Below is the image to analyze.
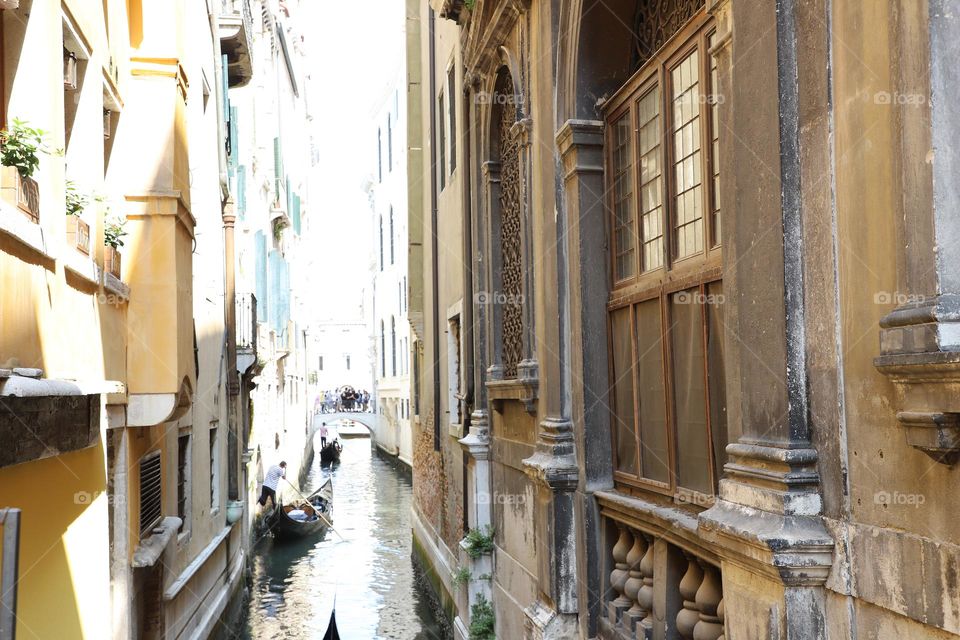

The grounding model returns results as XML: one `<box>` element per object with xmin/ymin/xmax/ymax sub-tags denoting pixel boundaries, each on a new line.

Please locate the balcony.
<box><xmin>237</xmin><ymin>292</ymin><xmax>258</xmax><ymax>374</ymax></box>
<box><xmin>598</xmin><ymin>508</ymin><xmax>726</xmax><ymax>640</ymax></box>
<box><xmin>219</xmin><ymin>0</ymin><xmax>254</xmax><ymax>88</ymax></box>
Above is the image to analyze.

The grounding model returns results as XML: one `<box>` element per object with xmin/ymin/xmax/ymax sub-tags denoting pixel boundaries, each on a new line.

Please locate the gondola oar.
<box><xmin>283</xmin><ymin>478</ymin><xmax>347</xmax><ymax>541</ymax></box>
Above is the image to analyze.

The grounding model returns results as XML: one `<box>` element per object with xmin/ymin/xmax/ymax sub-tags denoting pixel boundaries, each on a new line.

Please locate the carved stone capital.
<box><xmin>511</xmin><ymin>117</ymin><xmax>533</xmax><ymax>148</ymax></box>
<box><xmin>707</xmin><ymin>0</ymin><xmax>732</xmax><ymax>54</ymax></box>
<box><xmin>481</xmin><ymin>160</ymin><xmax>501</xmax><ymax>182</ymax></box>
<box><xmin>459</xmin><ymin>409</ymin><xmax>491</xmax><ymax>460</ymax></box>
<box><xmin>522</xmin><ymin>417</ymin><xmax>578</xmax><ymax>491</ymax></box>
<box><xmin>874</xmin><ymin>294</ymin><xmax>960</xmax><ymax>464</ymax></box>
<box><xmin>556</xmin><ymin>120</ymin><xmax>604</xmax><ymax>181</ymax></box>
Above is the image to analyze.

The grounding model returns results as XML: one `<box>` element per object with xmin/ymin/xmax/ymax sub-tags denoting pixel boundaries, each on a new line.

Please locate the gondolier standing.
<box><xmin>258</xmin><ymin>461</ymin><xmax>286</xmax><ymax>508</ymax></box>
<box><xmin>319</xmin><ymin>422</ymin><xmax>329</xmax><ymax>447</ymax></box>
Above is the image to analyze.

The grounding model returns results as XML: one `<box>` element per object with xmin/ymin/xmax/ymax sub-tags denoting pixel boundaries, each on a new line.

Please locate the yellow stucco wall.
<box><xmin>0</xmin><ymin>443</ymin><xmax>110</xmax><ymax>639</ymax></box>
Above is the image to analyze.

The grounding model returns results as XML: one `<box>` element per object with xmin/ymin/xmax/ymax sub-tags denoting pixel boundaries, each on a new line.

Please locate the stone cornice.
<box><xmin>460</xmin><ymin>0</ymin><xmax>528</xmax><ymax>79</ymax></box>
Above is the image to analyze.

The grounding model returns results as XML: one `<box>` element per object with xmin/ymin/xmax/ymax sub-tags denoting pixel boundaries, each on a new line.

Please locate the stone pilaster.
<box><xmin>698</xmin><ymin>0</ymin><xmax>833</xmax><ymax>637</ymax></box>
<box><xmin>481</xmin><ymin>160</ymin><xmax>504</xmax><ymax>383</ymax></box>
<box><xmin>511</xmin><ymin>117</ymin><xmax>538</xmax><ymax>386</ymax></box>
<box><xmin>874</xmin><ymin>0</ymin><xmax>960</xmax><ymax>465</ymax></box>
<box><xmin>556</xmin><ymin>119</ymin><xmax>610</xmax><ymax>638</ymax></box>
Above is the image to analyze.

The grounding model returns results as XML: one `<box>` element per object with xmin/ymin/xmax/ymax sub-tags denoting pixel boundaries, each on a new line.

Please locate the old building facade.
<box><xmin>0</xmin><ymin>0</ymin><xmax>262</xmax><ymax>637</ymax></box>
<box><xmin>411</xmin><ymin>0</ymin><xmax>960</xmax><ymax>638</ymax></box>
<box><xmin>229</xmin><ymin>0</ymin><xmax>316</xmax><ymax>521</ymax></box>
<box><xmin>371</xmin><ymin>65</ymin><xmax>414</xmax><ymax>466</ymax></box>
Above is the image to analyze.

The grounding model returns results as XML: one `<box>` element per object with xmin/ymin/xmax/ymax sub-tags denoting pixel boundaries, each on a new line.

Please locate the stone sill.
<box><xmin>0</xmin><ymin>201</ymin><xmax>53</xmax><ymax>262</ymax></box>
<box><xmin>595</xmin><ymin>489</ymin><xmax>720</xmax><ymax>563</ymax></box>
<box><xmin>487</xmin><ymin>375</ymin><xmax>538</xmax><ymax>413</ymax></box>
<box><xmin>63</xmin><ymin>251</ymin><xmax>98</xmax><ymax>288</ymax></box>
<box><xmin>104</xmin><ymin>270</ymin><xmax>131</xmax><ymax>302</ymax></box>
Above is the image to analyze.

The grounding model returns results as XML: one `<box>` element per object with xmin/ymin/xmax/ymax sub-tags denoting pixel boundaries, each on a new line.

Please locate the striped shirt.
<box><xmin>264</xmin><ymin>464</ymin><xmax>285</xmax><ymax>491</ymax></box>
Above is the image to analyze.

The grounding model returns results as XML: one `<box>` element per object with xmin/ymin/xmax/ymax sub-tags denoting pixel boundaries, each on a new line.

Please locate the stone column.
<box><xmin>466</xmin><ymin>72</ymin><xmax>491</xmax><ymax>455</ymax></box>
<box><xmin>874</xmin><ymin>0</ymin><xmax>960</xmax><ymax>464</ymax></box>
<box><xmin>698</xmin><ymin>0</ymin><xmax>833</xmax><ymax>636</ymax></box>
<box><xmin>555</xmin><ymin>119</ymin><xmax>611</xmax><ymax>638</ymax></box>
<box><xmin>481</xmin><ymin>161</ymin><xmax>504</xmax><ymax>382</ymax></box>
<box><xmin>512</xmin><ymin>117</ymin><xmax>538</xmax><ymax>384</ymax></box>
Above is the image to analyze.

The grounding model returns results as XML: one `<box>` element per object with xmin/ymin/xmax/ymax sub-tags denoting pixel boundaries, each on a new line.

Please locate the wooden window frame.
<box><xmin>603</xmin><ymin>11</ymin><xmax>724</xmax><ymax>499</ymax></box>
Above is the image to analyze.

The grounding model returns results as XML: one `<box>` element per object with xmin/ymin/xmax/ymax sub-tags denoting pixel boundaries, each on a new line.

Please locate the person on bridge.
<box><xmin>319</xmin><ymin>422</ymin><xmax>329</xmax><ymax>447</ymax></box>
<box><xmin>258</xmin><ymin>461</ymin><xmax>286</xmax><ymax>508</ymax></box>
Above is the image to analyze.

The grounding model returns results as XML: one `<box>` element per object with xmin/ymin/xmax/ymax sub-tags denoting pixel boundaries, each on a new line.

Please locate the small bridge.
<box><xmin>309</xmin><ymin>411</ymin><xmax>382</xmax><ymax>438</ymax></box>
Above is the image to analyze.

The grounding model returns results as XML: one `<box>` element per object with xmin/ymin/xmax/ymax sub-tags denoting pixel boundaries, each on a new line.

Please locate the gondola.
<box><xmin>322</xmin><ymin>609</ymin><xmax>340</xmax><ymax>640</ymax></box>
<box><xmin>269</xmin><ymin>479</ymin><xmax>333</xmax><ymax>539</ymax></box>
<box><xmin>320</xmin><ymin>439</ymin><xmax>343</xmax><ymax>466</ymax></box>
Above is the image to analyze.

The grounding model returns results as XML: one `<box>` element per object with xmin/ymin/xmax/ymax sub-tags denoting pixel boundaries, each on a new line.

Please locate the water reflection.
<box><xmin>235</xmin><ymin>438</ymin><xmax>446</xmax><ymax>639</ymax></box>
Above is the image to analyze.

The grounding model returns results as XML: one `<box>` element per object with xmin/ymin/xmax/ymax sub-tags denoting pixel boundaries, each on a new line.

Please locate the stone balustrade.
<box><xmin>602</xmin><ymin>523</ymin><xmax>724</xmax><ymax>640</ymax></box>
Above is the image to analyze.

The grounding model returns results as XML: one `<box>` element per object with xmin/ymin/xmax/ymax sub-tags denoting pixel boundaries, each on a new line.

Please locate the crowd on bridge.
<box><xmin>316</xmin><ymin>385</ymin><xmax>371</xmax><ymax>413</ymax></box>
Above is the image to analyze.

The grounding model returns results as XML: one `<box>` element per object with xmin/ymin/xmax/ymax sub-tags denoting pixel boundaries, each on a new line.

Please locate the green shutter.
<box><xmin>229</xmin><ymin>106</ymin><xmax>239</xmax><ymax>169</ymax></box>
<box><xmin>273</xmin><ymin>137</ymin><xmax>282</xmax><ymax>202</ymax></box>
<box><xmin>292</xmin><ymin>193</ymin><xmax>301</xmax><ymax>234</ymax></box>
<box><xmin>237</xmin><ymin>165</ymin><xmax>247</xmax><ymax>218</ymax></box>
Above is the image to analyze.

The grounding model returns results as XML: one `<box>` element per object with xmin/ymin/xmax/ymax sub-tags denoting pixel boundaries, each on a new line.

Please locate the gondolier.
<box><xmin>258</xmin><ymin>461</ymin><xmax>286</xmax><ymax>507</ymax></box>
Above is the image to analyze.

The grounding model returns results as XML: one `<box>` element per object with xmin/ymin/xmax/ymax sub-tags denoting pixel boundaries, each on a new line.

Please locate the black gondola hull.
<box><xmin>319</xmin><ymin>442</ymin><xmax>342</xmax><ymax>465</ymax></box>
<box><xmin>268</xmin><ymin>479</ymin><xmax>333</xmax><ymax>539</ymax></box>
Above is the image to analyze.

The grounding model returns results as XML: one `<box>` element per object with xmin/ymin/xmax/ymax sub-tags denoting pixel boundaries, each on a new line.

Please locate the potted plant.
<box><xmin>65</xmin><ymin>180</ymin><xmax>91</xmax><ymax>254</ymax></box>
<box><xmin>103</xmin><ymin>215</ymin><xmax>127</xmax><ymax>279</ymax></box>
<box><xmin>0</xmin><ymin>119</ymin><xmax>50</xmax><ymax>222</ymax></box>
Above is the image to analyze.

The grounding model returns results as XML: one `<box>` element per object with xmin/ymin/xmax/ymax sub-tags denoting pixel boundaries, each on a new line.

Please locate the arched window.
<box><xmin>604</xmin><ymin>9</ymin><xmax>726</xmax><ymax>498</ymax></box>
<box><xmin>494</xmin><ymin>68</ymin><xmax>524</xmax><ymax>379</ymax></box>
<box><xmin>391</xmin><ymin>316</ymin><xmax>397</xmax><ymax>377</ymax></box>
<box><xmin>379</xmin><ymin>215</ymin><xmax>384</xmax><ymax>271</ymax></box>
<box><xmin>380</xmin><ymin>320</ymin><xmax>386</xmax><ymax>377</ymax></box>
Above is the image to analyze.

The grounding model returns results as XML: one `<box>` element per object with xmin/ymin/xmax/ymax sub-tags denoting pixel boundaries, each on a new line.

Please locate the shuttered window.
<box><xmin>139</xmin><ymin>452</ymin><xmax>162</xmax><ymax>537</ymax></box>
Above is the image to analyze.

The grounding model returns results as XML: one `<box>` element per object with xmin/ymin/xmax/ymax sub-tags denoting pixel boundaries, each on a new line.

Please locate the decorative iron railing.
<box><xmin>237</xmin><ymin>292</ymin><xmax>258</xmax><ymax>352</ymax></box>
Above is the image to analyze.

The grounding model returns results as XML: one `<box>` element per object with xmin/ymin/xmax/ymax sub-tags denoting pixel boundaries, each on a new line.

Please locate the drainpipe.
<box><xmin>224</xmin><ymin>200</ymin><xmax>240</xmax><ymax>500</ymax></box>
<box><xmin>429</xmin><ymin>8</ymin><xmax>441</xmax><ymax>451</ymax></box>
<box><xmin>209</xmin><ymin>5</ymin><xmax>240</xmax><ymax>500</ymax></box>
<box><xmin>460</xmin><ymin>60</ymin><xmax>474</xmax><ymax>427</ymax></box>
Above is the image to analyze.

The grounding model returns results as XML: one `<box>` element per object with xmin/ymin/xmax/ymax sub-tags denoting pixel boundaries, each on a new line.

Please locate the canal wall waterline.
<box><xmin>411</xmin><ymin>507</ymin><xmax>459</xmax><ymax>633</ymax></box>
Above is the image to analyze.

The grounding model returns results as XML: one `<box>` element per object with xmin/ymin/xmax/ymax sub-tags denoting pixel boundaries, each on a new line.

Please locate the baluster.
<box><xmin>676</xmin><ymin>553</ymin><xmax>703</xmax><ymax>639</ymax></box>
<box><xmin>637</xmin><ymin>534</ymin><xmax>655</xmax><ymax>638</ymax></box>
<box><xmin>693</xmin><ymin>562</ymin><xmax>724</xmax><ymax>640</ymax></box>
<box><xmin>623</xmin><ymin>531</ymin><xmax>647</xmax><ymax>633</ymax></box>
<box><xmin>716</xmin><ymin>598</ymin><xmax>725</xmax><ymax>640</ymax></box>
<box><xmin>608</xmin><ymin>526</ymin><xmax>633</xmax><ymax>623</ymax></box>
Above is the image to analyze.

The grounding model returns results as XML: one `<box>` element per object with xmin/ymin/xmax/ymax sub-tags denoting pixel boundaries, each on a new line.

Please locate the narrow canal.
<box><xmin>230</xmin><ymin>437</ymin><xmax>448</xmax><ymax>639</ymax></box>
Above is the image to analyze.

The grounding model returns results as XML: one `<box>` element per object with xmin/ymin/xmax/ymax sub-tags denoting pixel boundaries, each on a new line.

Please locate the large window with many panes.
<box><xmin>605</xmin><ymin>13</ymin><xmax>726</xmax><ymax>500</ymax></box>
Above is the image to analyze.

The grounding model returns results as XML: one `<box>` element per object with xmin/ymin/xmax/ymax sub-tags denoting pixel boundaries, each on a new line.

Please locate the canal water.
<box><xmin>230</xmin><ymin>437</ymin><xmax>448</xmax><ymax>639</ymax></box>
